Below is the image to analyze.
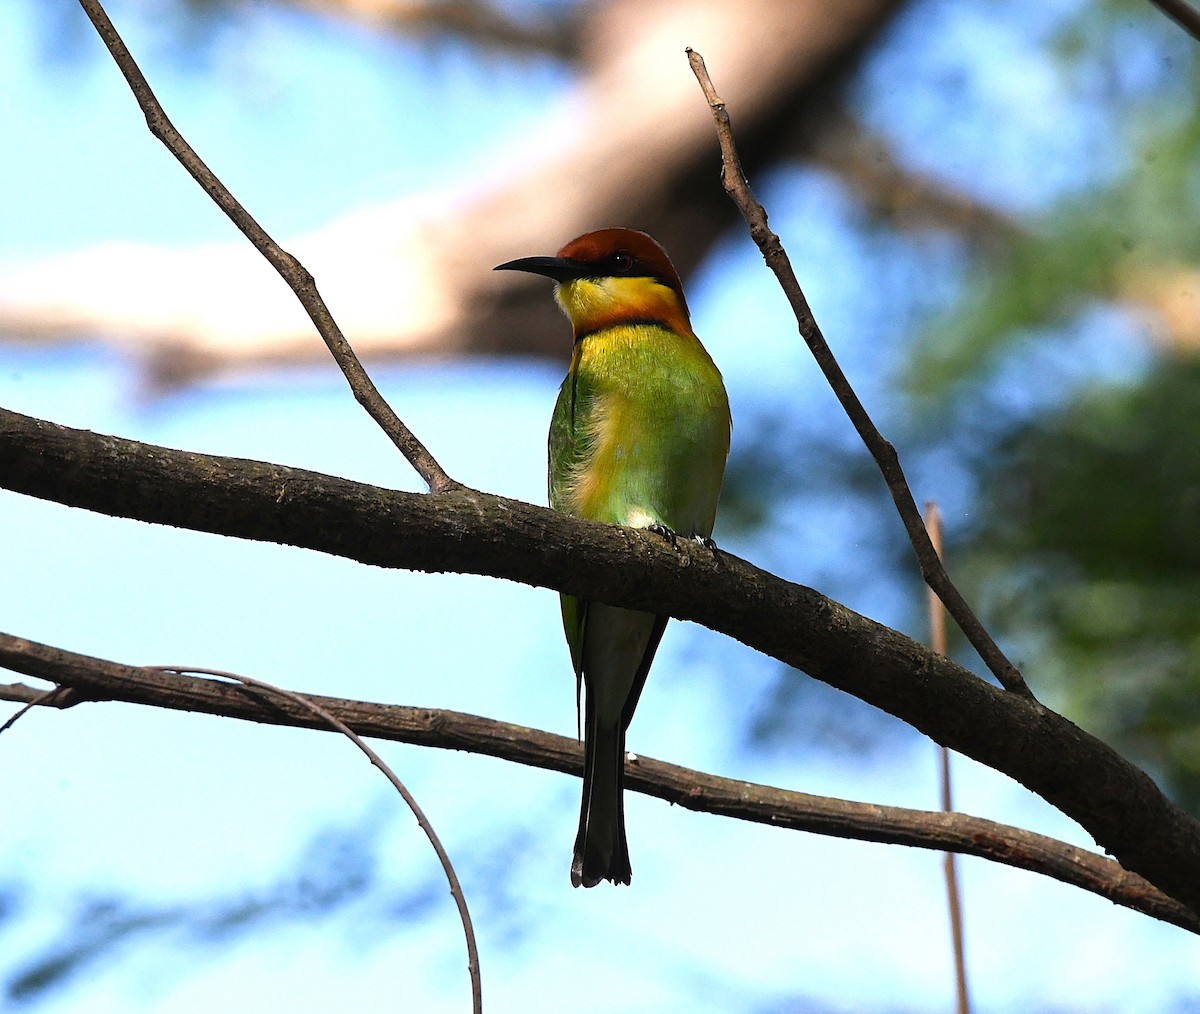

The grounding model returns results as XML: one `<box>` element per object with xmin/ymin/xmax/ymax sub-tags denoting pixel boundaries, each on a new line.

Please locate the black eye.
<box><xmin>611</xmin><ymin>251</ymin><xmax>634</xmax><ymax>274</ymax></box>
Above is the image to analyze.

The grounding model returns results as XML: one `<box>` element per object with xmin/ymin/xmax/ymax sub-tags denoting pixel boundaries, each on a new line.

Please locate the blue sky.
<box><xmin>2</xmin><ymin>1</ymin><xmax>1197</xmax><ymax>1011</ymax></box>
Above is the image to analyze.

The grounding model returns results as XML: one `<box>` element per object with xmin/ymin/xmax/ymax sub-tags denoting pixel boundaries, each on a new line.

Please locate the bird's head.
<box><xmin>494</xmin><ymin>228</ymin><xmax>691</xmax><ymax>340</ymax></box>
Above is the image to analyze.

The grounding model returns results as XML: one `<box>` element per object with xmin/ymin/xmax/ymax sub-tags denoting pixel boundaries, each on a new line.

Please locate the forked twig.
<box><xmin>0</xmin><ymin>685</ymin><xmax>86</xmax><ymax>737</ymax></box>
<box><xmin>76</xmin><ymin>0</ymin><xmax>455</xmax><ymax>493</ymax></box>
<box><xmin>149</xmin><ymin>666</ymin><xmax>482</xmax><ymax>1014</ymax></box>
<box><xmin>685</xmin><ymin>47</ymin><xmax>1034</xmax><ymax>701</ymax></box>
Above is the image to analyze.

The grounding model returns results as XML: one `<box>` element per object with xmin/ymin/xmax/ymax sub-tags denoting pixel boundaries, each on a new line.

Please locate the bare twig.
<box><xmin>1</xmin><ymin>686</ymin><xmax>70</xmax><ymax>736</ymax></box>
<box><xmin>926</xmin><ymin>503</ymin><xmax>971</xmax><ymax>1014</ymax></box>
<box><xmin>75</xmin><ymin>0</ymin><xmax>455</xmax><ymax>493</ymax></box>
<box><xmin>0</xmin><ymin>684</ymin><xmax>89</xmax><ymax>737</ymax></box>
<box><xmin>2</xmin><ymin>633</ymin><xmax>1196</xmax><ymax>934</ymax></box>
<box><xmin>685</xmin><ymin>47</ymin><xmax>1033</xmax><ymax>701</ymax></box>
<box><xmin>149</xmin><ymin>666</ymin><xmax>481</xmax><ymax>1013</ymax></box>
<box><xmin>1147</xmin><ymin>0</ymin><xmax>1200</xmax><ymax>41</ymax></box>
<box><xmin>1</xmin><ymin>682</ymin><xmax>58</xmax><ymax>706</ymax></box>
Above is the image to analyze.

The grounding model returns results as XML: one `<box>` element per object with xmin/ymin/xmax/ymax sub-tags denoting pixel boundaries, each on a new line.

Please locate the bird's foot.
<box><xmin>646</xmin><ymin>523</ymin><xmax>678</xmax><ymax>548</ymax></box>
<box><xmin>692</xmin><ymin>534</ymin><xmax>718</xmax><ymax>554</ymax></box>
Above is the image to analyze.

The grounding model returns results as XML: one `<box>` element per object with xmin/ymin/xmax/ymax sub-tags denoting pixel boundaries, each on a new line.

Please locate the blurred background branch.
<box><xmin>0</xmin><ymin>0</ymin><xmax>901</xmax><ymax>388</ymax></box>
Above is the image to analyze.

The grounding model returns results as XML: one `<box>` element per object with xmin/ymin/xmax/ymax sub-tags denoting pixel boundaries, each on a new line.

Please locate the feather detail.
<box><xmin>555</xmin><ymin>275</ymin><xmax>692</xmax><ymax>341</ymax></box>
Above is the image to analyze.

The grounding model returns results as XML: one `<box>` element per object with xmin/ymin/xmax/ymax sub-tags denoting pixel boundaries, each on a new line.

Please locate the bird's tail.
<box><xmin>571</xmin><ymin>693</ymin><xmax>630</xmax><ymax>888</ymax></box>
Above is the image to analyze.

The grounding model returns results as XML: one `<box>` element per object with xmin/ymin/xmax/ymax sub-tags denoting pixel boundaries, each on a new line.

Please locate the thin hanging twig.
<box><xmin>926</xmin><ymin>503</ymin><xmax>971</xmax><ymax>1014</ymax></box>
<box><xmin>685</xmin><ymin>47</ymin><xmax>1034</xmax><ymax>701</ymax></box>
<box><xmin>75</xmin><ymin>0</ymin><xmax>456</xmax><ymax>493</ymax></box>
<box><xmin>149</xmin><ymin>666</ymin><xmax>482</xmax><ymax>1014</ymax></box>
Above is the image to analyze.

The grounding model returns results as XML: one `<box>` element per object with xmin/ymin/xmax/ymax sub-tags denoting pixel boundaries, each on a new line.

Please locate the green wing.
<box><xmin>547</xmin><ymin>365</ymin><xmax>581</xmax><ymax>516</ymax></box>
<box><xmin>548</xmin><ymin>365</ymin><xmax>587</xmax><ymax>720</ymax></box>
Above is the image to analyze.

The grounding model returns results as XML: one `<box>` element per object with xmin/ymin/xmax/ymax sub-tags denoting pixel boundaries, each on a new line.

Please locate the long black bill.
<box><xmin>493</xmin><ymin>255</ymin><xmax>592</xmax><ymax>283</ymax></box>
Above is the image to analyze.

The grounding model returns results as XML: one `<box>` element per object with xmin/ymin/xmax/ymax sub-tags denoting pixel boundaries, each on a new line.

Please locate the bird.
<box><xmin>494</xmin><ymin>228</ymin><xmax>731</xmax><ymax>887</ymax></box>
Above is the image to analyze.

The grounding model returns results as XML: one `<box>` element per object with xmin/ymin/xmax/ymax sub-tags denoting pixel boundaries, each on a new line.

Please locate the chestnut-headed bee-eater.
<box><xmin>495</xmin><ymin>228</ymin><xmax>731</xmax><ymax>887</ymax></box>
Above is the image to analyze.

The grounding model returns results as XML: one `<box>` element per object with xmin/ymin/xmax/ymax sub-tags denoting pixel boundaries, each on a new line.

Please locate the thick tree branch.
<box><xmin>2</xmin><ymin>405</ymin><xmax>1200</xmax><ymax>916</ymax></box>
<box><xmin>686</xmin><ymin>47</ymin><xmax>1032</xmax><ymax>702</ymax></box>
<box><xmin>76</xmin><ymin>0</ymin><xmax>454</xmax><ymax>492</ymax></box>
<box><xmin>1</xmin><ymin>636</ymin><xmax>1195</xmax><ymax>934</ymax></box>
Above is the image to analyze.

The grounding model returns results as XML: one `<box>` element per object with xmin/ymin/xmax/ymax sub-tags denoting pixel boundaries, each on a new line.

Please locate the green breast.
<box><xmin>548</xmin><ymin>322</ymin><xmax>730</xmax><ymax>537</ymax></box>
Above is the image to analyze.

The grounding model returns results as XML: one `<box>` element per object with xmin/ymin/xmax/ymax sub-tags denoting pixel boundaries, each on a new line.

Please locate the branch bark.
<box><xmin>1</xmin><ymin>635</ymin><xmax>1195</xmax><ymax>934</ymax></box>
<box><xmin>2</xmin><ymin>404</ymin><xmax>1200</xmax><ymax>918</ymax></box>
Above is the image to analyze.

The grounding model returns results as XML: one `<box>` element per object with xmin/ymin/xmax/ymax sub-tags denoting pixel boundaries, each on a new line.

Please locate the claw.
<box><xmin>646</xmin><ymin>523</ymin><xmax>678</xmax><ymax>548</ymax></box>
<box><xmin>693</xmin><ymin>534</ymin><xmax>718</xmax><ymax>554</ymax></box>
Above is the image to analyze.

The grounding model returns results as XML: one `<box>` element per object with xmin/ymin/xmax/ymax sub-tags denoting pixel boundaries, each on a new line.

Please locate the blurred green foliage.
<box><xmin>901</xmin><ymin>2</ymin><xmax>1200</xmax><ymax>808</ymax></box>
<box><xmin>905</xmin><ymin>0</ymin><xmax>1200</xmax><ymax>394</ymax></box>
<box><xmin>966</xmin><ymin>358</ymin><xmax>1200</xmax><ymax>809</ymax></box>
